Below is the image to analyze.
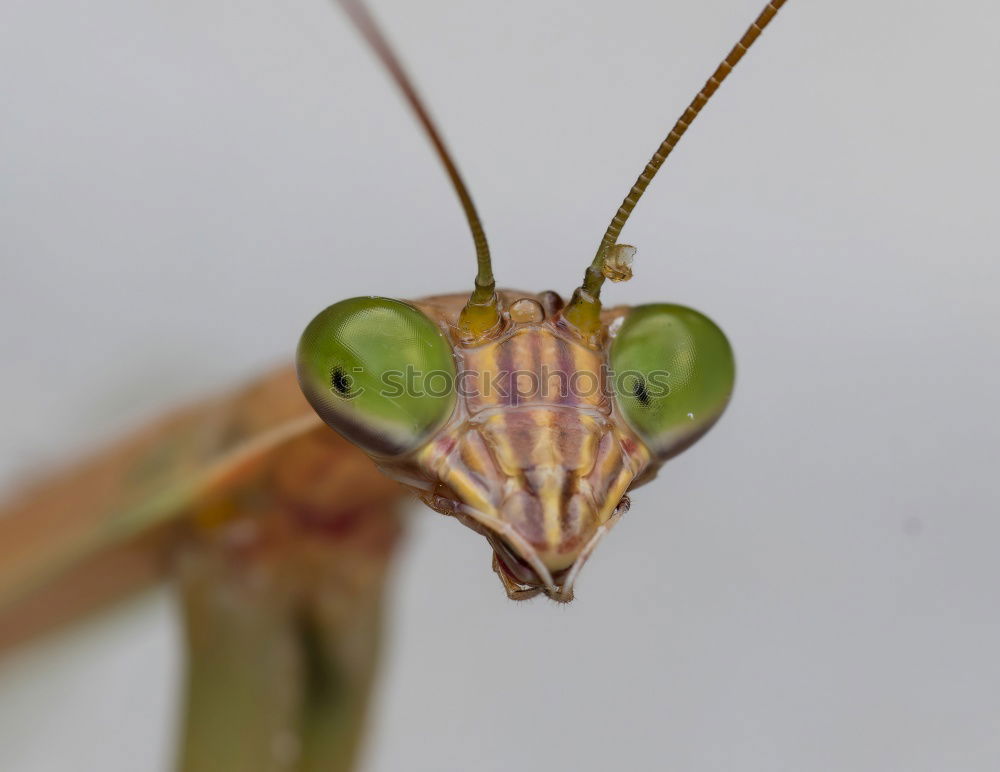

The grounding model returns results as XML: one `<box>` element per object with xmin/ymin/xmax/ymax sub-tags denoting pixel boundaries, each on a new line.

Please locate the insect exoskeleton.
<box><xmin>297</xmin><ymin>289</ymin><xmax>735</xmax><ymax>601</ymax></box>
<box><xmin>296</xmin><ymin>0</ymin><xmax>784</xmax><ymax>599</ymax></box>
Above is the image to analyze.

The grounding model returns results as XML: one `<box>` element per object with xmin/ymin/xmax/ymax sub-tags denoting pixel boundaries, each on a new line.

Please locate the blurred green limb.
<box><xmin>177</xmin><ymin>539</ymin><xmax>389</xmax><ymax>772</ymax></box>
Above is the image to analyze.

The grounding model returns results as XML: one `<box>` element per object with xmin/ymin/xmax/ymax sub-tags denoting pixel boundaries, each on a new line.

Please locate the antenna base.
<box><xmin>560</xmin><ymin>286</ymin><xmax>603</xmax><ymax>342</ymax></box>
<box><xmin>458</xmin><ymin>281</ymin><xmax>502</xmax><ymax>343</ymax></box>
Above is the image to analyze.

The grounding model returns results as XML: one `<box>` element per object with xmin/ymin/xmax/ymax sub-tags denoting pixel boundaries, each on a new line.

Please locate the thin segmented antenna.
<box><xmin>565</xmin><ymin>0</ymin><xmax>788</xmax><ymax>333</ymax></box>
<box><xmin>334</xmin><ymin>0</ymin><xmax>496</xmax><ymax>305</ymax></box>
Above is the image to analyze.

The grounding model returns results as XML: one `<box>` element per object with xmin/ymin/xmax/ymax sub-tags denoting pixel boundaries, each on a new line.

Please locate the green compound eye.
<box><xmin>610</xmin><ymin>304</ymin><xmax>735</xmax><ymax>459</ymax></box>
<box><xmin>297</xmin><ymin>297</ymin><xmax>457</xmax><ymax>456</ymax></box>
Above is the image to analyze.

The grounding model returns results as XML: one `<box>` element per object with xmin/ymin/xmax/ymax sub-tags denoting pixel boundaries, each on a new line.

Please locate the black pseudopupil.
<box><xmin>632</xmin><ymin>376</ymin><xmax>652</xmax><ymax>407</ymax></box>
<box><xmin>331</xmin><ymin>366</ymin><xmax>352</xmax><ymax>395</ymax></box>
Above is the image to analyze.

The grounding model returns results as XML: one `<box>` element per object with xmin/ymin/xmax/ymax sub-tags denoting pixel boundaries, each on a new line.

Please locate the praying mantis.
<box><xmin>0</xmin><ymin>0</ymin><xmax>826</xmax><ymax>768</ymax></box>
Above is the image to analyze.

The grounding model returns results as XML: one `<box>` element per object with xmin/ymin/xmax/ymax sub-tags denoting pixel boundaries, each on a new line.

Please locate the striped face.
<box><xmin>407</xmin><ymin>293</ymin><xmax>650</xmax><ymax>601</ymax></box>
<box><xmin>299</xmin><ymin>290</ymin><xmax>732</xmax><ymax>601</ymax></box>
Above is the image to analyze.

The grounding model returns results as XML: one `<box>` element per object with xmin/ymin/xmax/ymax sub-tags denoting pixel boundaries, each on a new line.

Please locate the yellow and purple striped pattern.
<box><xmin>387</xmin><ymin>291</ymin><xmax>652</xmax><ymax>601</ymax></box>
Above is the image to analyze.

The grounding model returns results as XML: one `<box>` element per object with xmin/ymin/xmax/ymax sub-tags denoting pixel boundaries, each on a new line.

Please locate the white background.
<box><xmin>1</xmin><ymin>0</ymin><xmax>999</xmax><ymax>770</ymax></box>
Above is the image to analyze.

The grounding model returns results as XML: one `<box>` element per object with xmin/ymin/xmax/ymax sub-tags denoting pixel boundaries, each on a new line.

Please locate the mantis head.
<box><xmin>296</xmin><ymin>0</ymin><xmax>786</xmax><ymax>600</ymax></box>
<box><xmin>297</xmin><ymin>290</ymin><xmax>734</xmax><ymax>600</ymax></box>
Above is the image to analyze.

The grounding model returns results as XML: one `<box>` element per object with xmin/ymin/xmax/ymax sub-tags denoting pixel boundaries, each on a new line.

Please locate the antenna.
<box><xmin>334</xmin><ymin>0</ymin><xmax>500</xmax><ymax>336</ymax></box>
<box><xmin>564</xmin><ymin>0</ymin><xmax>789</xmax><ymax>337</ymax></box>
